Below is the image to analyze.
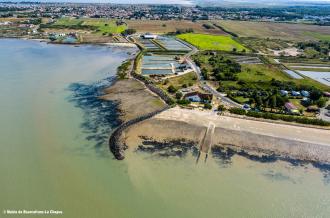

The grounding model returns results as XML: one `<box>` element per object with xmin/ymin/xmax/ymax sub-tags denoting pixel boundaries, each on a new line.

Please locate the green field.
<box><xmin>235</xmin><ymin>64</ymin><xmax>330</xmax><ymax>91</ymax></box>
<box><xmin>304</xmin><ymin>32</ymin><xmax>330</xmax><ymax>41</ymax></box>
<box><xmin>158</xmin><ymin>72</ymin><xmax>198</xmax><ymax>90</ymax></box>
<box><xmin>52</xmin><ymin>18</ymin><xmax>127</xmax><ymax>34</ymax></box>
<box><xmin>177</xmin><ymin>33</ymin><xmax>247</xmax><ymax>51</ymax></box>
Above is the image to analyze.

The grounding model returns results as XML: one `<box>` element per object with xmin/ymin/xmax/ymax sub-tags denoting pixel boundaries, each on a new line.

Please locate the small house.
<box><xmin>301</xmin><ymin>90</ymin><xmax>310</xmax><ymax>97</ymax></box>
<box><xmin>324</xmin><ymin>92</ymin><xmax>330</xmax><ymax>97</ymax></box>
<box><xmin>307</xmin><ymin>106</ymin><xmax>320</xmax><ymax>113</ymax></box>
<box><xmin>280</xmin><ymin>90</ymin><xmax>288</xmax><ymax>96</ymax></box>
<box><xmin>184</xmin><ymin>91</ymin><xmax>213</xmax><ymax>103</ymax></box>
<box><xmin>285</xmin><ymin>102</ymin><xmax>300</xmax><ymax>114</ymax></box>
<box><xmin>301</xmin><ymin>97</ymin><xmax>310</xmax><ymax>104</ymax></box>
<box><xmin>291</xmin><ymin>91</ymin><xmax>301</xmax><ymax>96</ymax></box>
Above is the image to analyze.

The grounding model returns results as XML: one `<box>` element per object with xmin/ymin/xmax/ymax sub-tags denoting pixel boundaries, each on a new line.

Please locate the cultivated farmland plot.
<box><xmin>177</xmin><ymin>33</ymin><xmax>248</xmax><ymax>51</ymax></box>
<box><xmin>216</xmin><ymin>20</ymin><xmax>330</xmax><ymax>41</ymax></box>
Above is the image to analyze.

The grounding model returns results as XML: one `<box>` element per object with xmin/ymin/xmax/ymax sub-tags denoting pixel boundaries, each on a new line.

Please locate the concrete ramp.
<box><xmin>196</xmin><ymin>122</ymin><xmax>215</xmax><ymax>163</ymax></box>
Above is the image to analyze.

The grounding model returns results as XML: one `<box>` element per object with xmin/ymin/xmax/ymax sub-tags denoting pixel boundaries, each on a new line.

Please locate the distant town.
<box><xmin>1</xmin><ymin>1</ymin><xmax>330</xmax><ymax>24</ymax></box>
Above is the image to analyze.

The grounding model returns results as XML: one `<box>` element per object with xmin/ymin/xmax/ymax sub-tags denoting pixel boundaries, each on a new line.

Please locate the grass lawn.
<box><xmin>239</xmin><ymin>64</ymin><xmax>330</xmax><ymax>91</ymax></box>
<box><xmin>83</xmin><ymin>19</ymin><xmax>126</xmax><ymax>34</ymax></box>
<box><xmin>158</xmin><ymin>72</ymin><xmax>198</xmax><ymax>90</ymax></box>
<box><xmin>304</xmin><ymin>32</ymin><xmax>330</xmax><ymax>41</ymax></box>
<box><xmin>234</xmin><ymin>96</ymin><xmax>249</xmax><ymax>104</ymax></box>
<box><xmin>217</xmin><ymin>64</ymin><xmax>330</xmax><ymax>91</ymax></box>
<box><xmin>177</xmin><ymin>33</ymin><xmax>248</xmax><ymax>51</ymax></box>
<box><xmin>289</xmin><ymin>99</ymin><xmax>305</xmax><ymax>110</ymax></box>
<box><xmin>53</xmin><ymin>18</ymin><xmax>83</xmax><ymax>26</ymax></box>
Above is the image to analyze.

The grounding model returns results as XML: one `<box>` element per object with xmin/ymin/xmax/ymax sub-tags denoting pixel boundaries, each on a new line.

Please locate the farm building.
<box><xmin>184</xmin><ymin>91</ymin><xmax>213</xmax><ymax>103</ymax></box>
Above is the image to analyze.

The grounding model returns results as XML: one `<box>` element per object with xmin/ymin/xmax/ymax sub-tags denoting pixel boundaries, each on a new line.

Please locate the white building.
<box><xmin>142</xmin><ymin>33</ymin><xmax>158</xmax><ymax>39</ymax></box>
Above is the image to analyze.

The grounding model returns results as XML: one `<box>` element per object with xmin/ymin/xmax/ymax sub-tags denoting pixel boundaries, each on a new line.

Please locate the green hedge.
<box><xmin>229</xmin><ymin>108</ymin><xmax>330</xmax><ymax>126</ymax></box>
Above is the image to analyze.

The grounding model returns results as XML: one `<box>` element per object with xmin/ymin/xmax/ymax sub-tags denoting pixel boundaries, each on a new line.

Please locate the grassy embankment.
<box><xmin>177</xmin><ymin>33</ymin><xmax>248</xmax><ymax>52</ymax></box>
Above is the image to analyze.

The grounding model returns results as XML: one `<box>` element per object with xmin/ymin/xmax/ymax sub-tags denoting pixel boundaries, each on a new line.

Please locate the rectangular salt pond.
<box><xmin>297</xmin><ymin>70</ymin><xmax>330</xmax><ymax>86</ymax></box>
<box><xmin>142</xmin><ymin>69</ymin><xmax>174</xmax><ymax>75</ymax></box>
<box><xmin>139</xmin><ymin>39</ymin><xmax>161</xmax><ymax>50</ymax></box>
<box><xmin>156</xmin><ymin>37</ymin><xmax>191</xmax><ymax>51</ymax></box>
<box><xmin>290</xmin><ymin>66</ymin><xmax>330</xmax><ymax>69</ymax></box>
<box><xmin>283</xmin><ymin>70</ymin><xmax>303</xmax><ymax>79</ymax></box>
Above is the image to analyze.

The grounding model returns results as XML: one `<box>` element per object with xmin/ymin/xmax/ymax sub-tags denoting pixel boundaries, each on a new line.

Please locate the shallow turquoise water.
<box><xmin>1</xmin><ymin>39</ymin><xmax>330</xmax><ymax>218</ymax></box>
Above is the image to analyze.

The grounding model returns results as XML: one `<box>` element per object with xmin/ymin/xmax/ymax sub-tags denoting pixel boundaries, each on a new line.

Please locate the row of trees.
<box><xmin>229</xmin><ymin>108</ymin><xmax>330</xmax><ymax>126</ymax></box>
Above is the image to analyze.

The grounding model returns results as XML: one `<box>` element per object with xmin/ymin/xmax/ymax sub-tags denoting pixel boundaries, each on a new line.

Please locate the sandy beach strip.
<box><xmin>155</xmin><ymin>107</ymin><xmax>330</xmax><ymax>146</ymax></box>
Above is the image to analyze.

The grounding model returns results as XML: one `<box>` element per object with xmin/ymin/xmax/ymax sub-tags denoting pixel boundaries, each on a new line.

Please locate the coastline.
<box><xmin>5</xmin><ymin>37</ymin><xmax>329</xmax><ymax>164</ymax></box>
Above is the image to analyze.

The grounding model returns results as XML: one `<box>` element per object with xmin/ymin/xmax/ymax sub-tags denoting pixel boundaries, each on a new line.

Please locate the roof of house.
<box><xmin>184</xmin><ymin>91</ymin><xmax>213</xmax><ymax>100</ymax></box>
<box><xmin>285</xmin><ymin>102</ymin><xmax>298</xmax><ymax>110</ymax></box>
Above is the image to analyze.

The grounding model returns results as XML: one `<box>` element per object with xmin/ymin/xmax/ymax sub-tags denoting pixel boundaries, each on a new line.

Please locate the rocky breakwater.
<box><xmin>109</xmin><ymin>106</ymin><xmax>170</xmax><ymax>160</ymax></box>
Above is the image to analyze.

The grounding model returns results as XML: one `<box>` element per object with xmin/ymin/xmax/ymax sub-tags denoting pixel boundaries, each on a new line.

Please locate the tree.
<box><xmin>175</xmin><ymin>92</ymin><xmax>183</xmax><ymax>99</ymax></box>
<box><xmin>310</xmin><ymin>89</ymin><xmax>322</xmax><ymax>101</ymax></box>
<box><xmin>167</xmin><ymin>85</ymin><xmax>177</xmax><ymax>93</ymax></box>
<box><xmin>122</xmin><ymin>28</ymin><xmax>136</xmax><ymax>35</ymax></box>
<box><xmin>255</xmin><ymin>96</ymin><xmax>263</xmax><ymax>109</ymax></box>
<box><xmin>316</xmin><ymin>97</ymin><xmax>327</xmax><ymax>108</ymax></box>
<box><xmin>204</xmin><ymin>103</ymin><xmax>212</xmax><ymax>109</ymax></box>
<box><xmin>218</xmin><ymin>105</ymin><xmax>226</xmax><ymax>111</ymax></box>
<box><xmin>269</xmin><ymin>95</ymin><xmax>277</xmax><ymax>111</ymax></box>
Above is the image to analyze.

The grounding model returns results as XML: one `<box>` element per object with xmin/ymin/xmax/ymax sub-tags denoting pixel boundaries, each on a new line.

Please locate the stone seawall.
<box><xmin>109</xmin><ymin>106</ymin><xmax>170</xmax><ymax>160</ymax></box>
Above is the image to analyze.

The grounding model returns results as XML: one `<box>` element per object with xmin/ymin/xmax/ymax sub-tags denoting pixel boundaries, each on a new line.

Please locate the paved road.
<box><xmin>178</xmin><ymin>38</ymin><xmax>242</xmax><ymax>108</ymax></box>
<box><xmin>202</xmin><ymin>82</ymin><xmax>242</xmax><ymax>108</ymax></box>
<box><xmin>319</xmin><ymin>101</ymin><xmax>330</xmax><ymax>122</ymax></box>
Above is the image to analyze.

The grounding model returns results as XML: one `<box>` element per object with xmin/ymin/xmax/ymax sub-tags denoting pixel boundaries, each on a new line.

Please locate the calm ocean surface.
<box><xmin>1</xmin><ymin>39</ymin><xmax>330</xmax><ymax>218</ymax></box>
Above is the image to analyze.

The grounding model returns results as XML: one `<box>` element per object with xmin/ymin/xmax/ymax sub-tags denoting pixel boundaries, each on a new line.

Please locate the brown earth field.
<box><xmin>126</xmin><ymin>20</ymin><xmax>228</xmax><ymax>35</ymax></box>
<box><xmin>216</xmin><ymin>20</ymin><xmax>330</xmax><ymax>41</ymax></box>
<box><xmin>101</xmin><ymin>78</ymin><xmax>166</xmax><ymax>122</ymax></box>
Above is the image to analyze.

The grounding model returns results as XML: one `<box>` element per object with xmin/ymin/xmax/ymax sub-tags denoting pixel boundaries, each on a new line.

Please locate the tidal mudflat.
<box><xmin>1</xmin><ymin>39</ymin><xmax>330</xmax><ymax>218</ymax></box>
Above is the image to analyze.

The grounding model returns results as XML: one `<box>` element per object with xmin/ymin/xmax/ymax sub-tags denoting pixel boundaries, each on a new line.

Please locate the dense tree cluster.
<box><xmin>197</xmin><ymin>54</ymin><xmax>241</xmax><ymax>81</ymax></box>
<box><xmin>297</xmin><ymin>41</ymin><xmax>330</xmax><ymax>58</ymax></box>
